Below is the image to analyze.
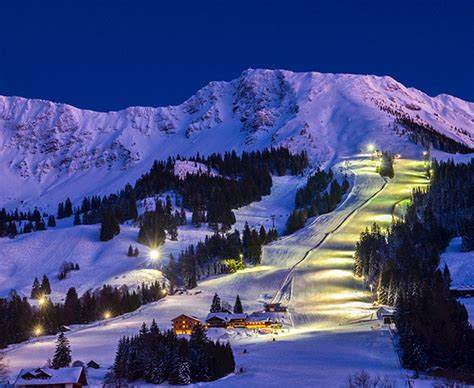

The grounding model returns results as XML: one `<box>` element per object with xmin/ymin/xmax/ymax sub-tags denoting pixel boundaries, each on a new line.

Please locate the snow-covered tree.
<box><xmin>210</xmin><ymin>293</ymin><xmax>221</xmax><ymax>313</ymax></box>
<box><xmin>233</xmin><ymin>295</ymin><xmax>243</xmax><ymax>314</ymax></box>
<box><xmin>51</xmin><ymin>332</ymin><xmax>72</xmax><ymax>369</ymax></box>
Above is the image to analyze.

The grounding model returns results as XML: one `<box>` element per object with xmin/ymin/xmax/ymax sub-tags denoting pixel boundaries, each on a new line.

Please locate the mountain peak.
<box><xmin>0</xmin><ymin>69</ymin><xmax>472</xmax><ymax>210</ymax></box>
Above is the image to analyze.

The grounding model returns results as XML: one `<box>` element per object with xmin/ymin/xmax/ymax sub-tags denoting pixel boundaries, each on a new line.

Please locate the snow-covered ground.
<box><xmin>3</xmin><ymin>156</ymin><xmax>432</xmax><ymax>386</ymax></box>
<box><xmin>0</xmin><ymin>172</ymin><xmax>303</xmax><ymax>299</ymax></box>
<box><xmin>440</xmin><ymin>237</ymin><xmax>474</xmax><ymax>327</ymax></box>
<box><xmin>173</xmin><ymin>160</ymin><xmax>219</xmax><ymax>180</ymax></box>
<box><xmin>440</xmin><ymin>237</ymin><xmax>474</xmax><ymax>288</ymax></box>
<box><xmin>1</xmin><ymin>68</ymin><xmax>472</xmax><ymax>214</ymax></box>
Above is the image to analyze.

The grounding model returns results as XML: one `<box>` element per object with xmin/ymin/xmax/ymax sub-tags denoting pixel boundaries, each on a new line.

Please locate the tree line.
<box><xmin>110</xmin><ymin>322</ymin><xmax>235</xmax><ymax>385</ymax></box>
<box><xmin>0</xmin><ymin>280</ymin><xmax>166</xmax><ymax>349</ymax></box>
<box><xmin>1</xmin><ymin>148</ymin><xmax>307</xmax><ymax>243</ymax></box>
<box><xmin>167</xmin><ymin>222</ymin><xmax>278</xmax><ymax>289</ymax></box>
<box><xmin>354</xmin><ymin>158</ymin><xmax>474</xmax><ymax>380</ymax></box>
<box><xmin>287</xmin><ymin>168</ymin><xmax>350</xmax><ymax>234</ymax></box>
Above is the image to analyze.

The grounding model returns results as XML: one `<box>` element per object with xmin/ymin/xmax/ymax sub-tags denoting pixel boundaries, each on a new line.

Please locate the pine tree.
<box><xmin>443</xmin><ymin>264</ymin><xmax>452</xmax><ymax>288</ymax></box>
<box><xmin>133</xmin><ymin>247</ymin><xmax>139</xmax><ymax>257</ymax></box>
<box><xmin>100</xmin><ymin>207</ymin><xmax>120</xmax><ymax>241</ymax></box>
<box><xmin>41</xmin><ymin>274</ymin><xmax>51</xmax><ymax>295</ymax></box>
<box><xmin>31</xmin><ymin>277</ymin><xmax>41</xmax><ymax>299</ymax></box>
<box><xmin>73</xmin><ymin>213</ymin><xmax>81</xmax><ymax>226</ymax></box>
<box><xmin>127</xmin><ymin>245</ymin><xmax>134</xmax><ymax>257</ymax></box>
<box><xmin>51</xmin><ymin>332</ymin><xmax>72</xmax><ymax>368</ymax></box>
<box><xmin>259</xmin><ymin>225</ymin><xmax>267</xmax><ymax>244</ymax></box>
<box><xmin>210</xmin><ymin>293</ymin><xmax>222</xmax><ymax>313</ymax></box>
<box><xmin>57</xmin><ymin>202</ymin><xmax>65</xmax><ymax>219</ymax></box>
<box><xmin>47</xmin><ymin>215</ymin><xmax>56</xmax><ymax>227</ymax></box>
<box><xmin>180</xmin><ymin>208</ymin><xmax>187</xmax><ymax>225</ymax></box>
<box><xmin>233</xmin><ymin>295</ymin><xmax>243</xmax><ymax>314</ymax></box>
<box><xmin>64</xmin><ymin>287</ymin><xmax>81</xmax><ymax>324</ymax></box>
<box><xmin>168</xmin><ymin>354</ymin><xmax>191</xmax><ymax>385</ymax></box>
<box><xmin>64</xmin><ymin>198</ymin><xmax>73</xmax><ymax>218</ymax></box>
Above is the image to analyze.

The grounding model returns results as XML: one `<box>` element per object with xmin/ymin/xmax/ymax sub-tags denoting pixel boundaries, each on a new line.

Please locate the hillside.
<box><xmin>1</xmin><ymin>69</ymin><xmax>473</xmax><ymax>213</ymax></box>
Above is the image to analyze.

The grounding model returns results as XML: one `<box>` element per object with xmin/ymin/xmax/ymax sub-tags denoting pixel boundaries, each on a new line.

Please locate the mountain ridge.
<box><xmin>0</xmin><ymin>68</ymin><xmax>472</xmax><ymax>211</ymax></box>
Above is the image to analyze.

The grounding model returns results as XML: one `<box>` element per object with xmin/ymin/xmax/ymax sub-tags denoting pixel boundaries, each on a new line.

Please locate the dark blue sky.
<box><xmin>0</xmin><ymin>0</ymin><xmax>472</xmax><ymax>111</ymax></box>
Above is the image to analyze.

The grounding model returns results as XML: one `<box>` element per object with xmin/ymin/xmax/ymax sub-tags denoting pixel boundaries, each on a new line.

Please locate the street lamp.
<box><xmin>38</xmin><ymin>296</ymin><xmax>47</xmax><ymax>306</ymax></box>
<box><xmin>367</xmin><ymin>144</ymin><xmax>375</xmax><ymax>152</ymax></box>
<box><xmin>369</xmin><ymin>284</ymin><xmax>373</xmax><ymax>293</ymax></box>
<box><xmin>34</xmin><ymin>326</ymin><xmax>42</xmax><ymax>336</ymax></box>
<box><xmin>104</xmin><ymin>311</ymin><xmax>111</xmax><ymax>320</ymax></box>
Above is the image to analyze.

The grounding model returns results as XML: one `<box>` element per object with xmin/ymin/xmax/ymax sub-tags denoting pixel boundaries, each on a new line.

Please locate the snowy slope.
<box><xmin>4</xmin><ymin>156</ymin><xmax>430</xmax><ymax>386</ymax></box>
<box><xmin>441</xmin><ymin>237</ymin><xmax>474</xmax><ymax>289</ymax></box>
<box><xmin>0</xmin><ymin>173</ymin><xmax>301</xmax><ymax>299</ymax></box>
<box><xmin>1</xmin><ymin>69</ymin><xmax>473</xmax><ymax>212</ymax></box>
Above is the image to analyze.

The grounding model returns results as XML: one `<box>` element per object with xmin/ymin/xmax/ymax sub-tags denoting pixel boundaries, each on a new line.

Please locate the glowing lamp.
<box><xmin>367</xmin><ymin>144</ymin><xmax>375</xmax><ymax>152</ymax></box>
<box><xmin>149</xmin><ymin>249</ymin><xmax>159</xmax><ymax>260</ymax></box>
<box><xmin>34</xmin><ymin>326</ymin><xmax>42</xmax><ymax>336</ymax></box>
<box><xmin>38</xmin><ymin>297</ymin><xmax>46</xmax><ymax>306</ymax></box>
<box><xmin>104</xmin><ymin>312</ymin><xmax>111</xmax><ymax>319</ymax></box>
<box><xmin>375</xmin><ymin>161</ymin><xmax>382</xmax><ymax>167</ymax></box>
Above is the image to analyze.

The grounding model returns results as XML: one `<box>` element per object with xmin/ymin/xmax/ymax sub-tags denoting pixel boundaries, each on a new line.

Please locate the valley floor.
<box><xmin>3</xmin><ymin>155</ymin><xmax>431</xmax><ymax>387</ymax></box>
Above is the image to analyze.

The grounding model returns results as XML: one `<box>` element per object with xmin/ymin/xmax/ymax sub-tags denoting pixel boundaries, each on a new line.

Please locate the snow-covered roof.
<box><xmin>206</xmin><ymin>312</ymin><xmax>248</xmax><ymax>322</ymax></box>
<box><xmin>172</xmin><ymin>314</ymin><xmax>201</xmax><ymax>322</ymax></box>
<box><xmin>246</xmin><ymin>312</ymin><xmax>273</xmax><ymax>322</ymax></box>
<box><xmin>376</xmin><ymin>306</ymin><xmax>395</xmax><ymax>319</ymax></box>
<box><xmin>14</xmin><ymin>367</ymin><xmax>86</xmax><ymax>386</ymax></box>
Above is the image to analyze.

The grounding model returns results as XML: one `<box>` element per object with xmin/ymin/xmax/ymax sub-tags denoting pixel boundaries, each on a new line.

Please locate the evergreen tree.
<box><xmin>41</xmin><ymin>274</ymin><xmax>51</xmax><ymax>295</ymax></box>
<box><xmin>233</xmin><ymin>295</ymin><xmax>243</xmax><ymax>314</ymax></box>
<box><xmin>134</xmin><ymin>247</ymin><xmax>139</xmax><ymax>257</ymax></box>
<box><xmin>51</xmin><ymin>332</ymin><xmax>72</xmax><ymax>368</ymax></box>
<box><xmin>99</xmin><ymin>207</ymin><xmax>120</xmax><ymax>241</ymax></box>
<box><xmin>127</xmin><ymin>245</ymin><xmax>134</xmax><ymax>257</ymax></box>
<box><xmin>31</xmin><ymin>277</ymin><xmax>41</xmax><ymax>299</ymax></box>
<box><xmin>57</xmin><ymin>202</ymin><xmax>65</xmax><ymax>219</ymax></box>
<box><xmin>443</xmin><ymin>264</ymin><xmax>452</xmax><ymax>288</ymax></box>
<box><xmin>64</xmin><ymin>287</ymin><xmax>81</xmax><ymax>324</ymax></box>
<box><xmin>210</xmin><ymin>293</ymin><xmax>222</xmax><ymax>313</ymax></box>
<box><xmin>47</xmin><ymin>215</ymin><xmax>56</xmax><ymax>227</ymax></box>
<box><xmin>259</xmin><ymin>225</ymin><xmax>267</xmax><ymax>244</ymax></box>
<box><xmin>168</xmin><ymin>354</ymin><xmax>191</xmax><ymax>385</ymax></box>
<box><xmin>64</xmin><ymin>198</ymin><xmax>73</xmax><ymax>218</ymax></box>
<box><xmin>73</xmin><ymin>213</ymin><xmax>81</xmax><ymax>226</ymax></box>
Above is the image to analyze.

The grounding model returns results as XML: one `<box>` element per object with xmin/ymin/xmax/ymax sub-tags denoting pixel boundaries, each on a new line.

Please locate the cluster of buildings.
<box><xmin>171</xmin><ymin>302</ymin><xmax>288</xmax><ymax>335</ymax></box>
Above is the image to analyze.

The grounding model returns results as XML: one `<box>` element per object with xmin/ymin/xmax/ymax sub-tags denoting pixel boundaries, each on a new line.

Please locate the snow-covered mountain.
<box><xmin>1</xmin><ymin>69</ymin><xmax>473</xmax><ymax>211</ymax></box>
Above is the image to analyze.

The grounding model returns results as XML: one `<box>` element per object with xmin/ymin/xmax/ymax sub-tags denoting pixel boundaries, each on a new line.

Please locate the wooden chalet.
<box><xmin>86</xmin><ymin>360</ymin><xmax>100</xmax><ymax>369</ymax></box>
<box><xmin>14</xmin><ymin>367</ymin><xmax>87</xmax><ymax>388</ymax></box>
<box><xmin>171</xmin><ymin>314</ymin><xmax>202</xmax><ymax>335</ymax></box>
<box><xmin>376</xmin><ymin>306</ymin><xmax>395</xmax><ymax>324</ymax></box>
<box><xmin>205</xmin><ymin>313</ymin><xmax>247</xmax><ymax>328</ymax></box>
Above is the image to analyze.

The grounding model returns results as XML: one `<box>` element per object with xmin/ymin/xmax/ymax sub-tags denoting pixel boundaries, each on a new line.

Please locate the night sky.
<box><xmin>0</xmin><ymin>0</ymin><xmax>472</xmax><ymax>111</ymax></box>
